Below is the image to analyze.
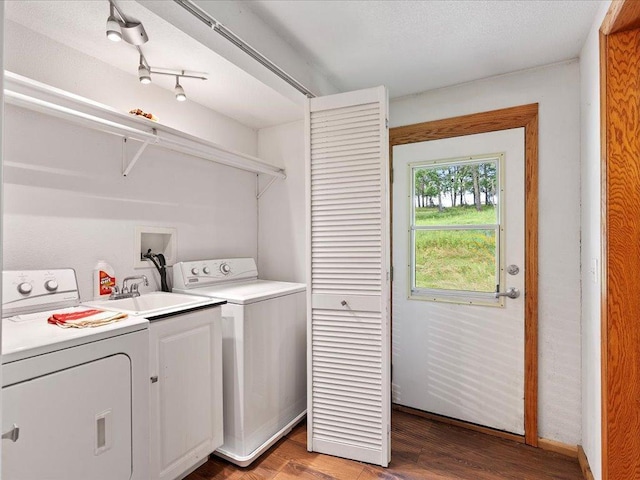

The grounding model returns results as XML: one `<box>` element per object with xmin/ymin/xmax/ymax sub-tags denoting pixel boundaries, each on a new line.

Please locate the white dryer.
<box><xmin>1</xmin><ymin>269</ymin><xmax>149</xmax><ymax>480</ymax></box>
<box><xmin>173</xmin><ymin>258</ymin><xmax>306</xmax><ymax>466</ymax></box>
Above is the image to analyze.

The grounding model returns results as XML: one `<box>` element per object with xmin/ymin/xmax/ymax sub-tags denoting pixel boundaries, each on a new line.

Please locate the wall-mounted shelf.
<box><xmin>3</xmin><ymin>72</ymin><xmax>286</xmax><ymax>180</ymax></box>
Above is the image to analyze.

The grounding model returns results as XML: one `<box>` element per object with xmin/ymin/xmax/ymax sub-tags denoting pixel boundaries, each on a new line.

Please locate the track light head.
<box><xmin>138</xmin><ymin>56</ymin><xmax>151</xmax><ymax>84</ymax></box>
<box><xmin>106</xmin><ymin>6</ymin><xmax>121</xmax><ymax>42</ymax></box>
<box><xmin>106</xmin><ymin>2</ymin><xmax>148</xmax><ymax>45</ymax></box>
<box><xmin>175</xmin><ymin>77</ymin><xmax>187</xmax><ymax>102</ymax></box>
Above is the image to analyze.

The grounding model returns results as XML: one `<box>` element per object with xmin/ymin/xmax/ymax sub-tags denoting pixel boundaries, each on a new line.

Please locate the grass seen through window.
<box><xmin>414</xmin><ymin>205</ymin><xmax>497</xmax><ymax>293</ymax></box>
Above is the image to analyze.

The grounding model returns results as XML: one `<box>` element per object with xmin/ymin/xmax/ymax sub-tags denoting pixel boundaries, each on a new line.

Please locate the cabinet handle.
<box><xmin>150</xmin><ymin>376</ymin><xmax>158</xmax><ymax>383</ymax></box>
<box><xmin>341</xmin><ymin>300</ymin><xmax>348</xmax><ymax>306</ymax></box>
<box><xmin>2</xmin><ymin>424</ymin><xmax>19</xmax><ymax>442</ymax></box>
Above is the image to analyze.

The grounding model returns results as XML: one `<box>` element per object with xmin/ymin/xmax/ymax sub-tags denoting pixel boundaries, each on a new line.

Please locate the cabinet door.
<box><xmin>149</xmin><ymin>308</ymin><xmax>223</xmax><ymax>480</ymax></box>
<box><xmin>306</xmin><ymin>86</ymin><xmax>391</xmax><ymax>467</ymax></box>
<box><xmin>2</xmin><ymin>355</ymin><xmax>132</xmax><ymax>480</ymax></box>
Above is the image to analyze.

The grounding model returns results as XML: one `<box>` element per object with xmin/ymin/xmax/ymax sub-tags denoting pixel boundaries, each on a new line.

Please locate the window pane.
<box><xmin>413</xmin><ymin>162</ymin><xmax>497</xmax><ymax>225</ymax></box>
<box><xmin>414</xmin><ymin>229</ymin><xmax>497</xmax><ymax>292</ymax></box>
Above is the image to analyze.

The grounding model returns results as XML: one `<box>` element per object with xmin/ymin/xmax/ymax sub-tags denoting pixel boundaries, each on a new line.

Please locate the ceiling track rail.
<box><xmin>173</xmin><ymin>0</ymin><xmax>316</xmax><ymax>98</ymax></box>
<box><xmin>3</xmin><ymin>71</ymin><xmax>287</xmax><ymax>179</ymax></box>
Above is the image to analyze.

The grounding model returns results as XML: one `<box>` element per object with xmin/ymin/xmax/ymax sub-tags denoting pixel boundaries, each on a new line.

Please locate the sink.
<box><xmin>84</xmin><ymin>292</ymin><xmax>222</xmax><ymax>318</ymax></box>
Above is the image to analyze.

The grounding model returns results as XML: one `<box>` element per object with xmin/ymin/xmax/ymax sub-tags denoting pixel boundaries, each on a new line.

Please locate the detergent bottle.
<box><xmin>93</xmin><ymin>260</ymin><xmax>116</xmax><ymax>300</ymax></box>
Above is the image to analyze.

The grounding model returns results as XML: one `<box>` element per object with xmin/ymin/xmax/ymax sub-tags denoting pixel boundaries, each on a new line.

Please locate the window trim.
<box><xmin>407</xmin><ymin>153</ymin><xmax>506</xmax><ymax>306</ymax></box>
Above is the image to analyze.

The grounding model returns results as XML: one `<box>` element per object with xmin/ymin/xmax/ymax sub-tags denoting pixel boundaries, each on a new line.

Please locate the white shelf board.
<box><xmin>3</xmin><ymin>71</ymin><xmax>286</xmax><ymax>179</ymax></box>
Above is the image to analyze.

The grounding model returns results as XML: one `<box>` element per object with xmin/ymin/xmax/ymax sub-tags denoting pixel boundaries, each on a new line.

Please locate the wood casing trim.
<box><xmin>601</xmin><ymin>24</ymin><xmax>640</xmax><ymax>480</ymax></box>
<box><xmin>601</xmin><ymin>0</ymin><xmax>640</xmax><ymax>35</ymax></box>
<box><xmin>389</xmin><ymin>103</ymin><xmax>539</xmax><ymax>446</ymax></box>
<box><xmin>599</xmin><ymin>28</ymin><xmax>609</xmax><ymax>480</ymax></box>
<box><xmin>578</xmin><ymin>445</ymin><xmax>596</xmax><ymax>480</ymax></box>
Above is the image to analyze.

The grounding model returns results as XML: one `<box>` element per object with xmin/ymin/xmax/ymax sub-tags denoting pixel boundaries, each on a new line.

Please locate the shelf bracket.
<box><xmin>122</xmin><ymin>130</ymin><xmax>158</xmax><ymax>176</ymax></box>
<box><xmin>257</xmin><ymin>174</ymin><xmax>283</xmax><ymax>199</ymax></box>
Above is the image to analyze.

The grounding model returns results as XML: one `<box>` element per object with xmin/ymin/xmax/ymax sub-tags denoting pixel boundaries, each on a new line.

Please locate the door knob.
<box><xmin>495</xmin><ymin>287</ymin><xmax>520</xmax><ymax>299</ymax></box>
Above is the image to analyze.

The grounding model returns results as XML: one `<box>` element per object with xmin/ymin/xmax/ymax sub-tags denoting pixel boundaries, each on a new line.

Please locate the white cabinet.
<box><xmin>2</xmin><ymin>355</ymin><xmax>132</xmax><ymax>480</ymax></box>
<box><xmin>149</xmin><ymin>307</ymin><xmax>223</xmax><ymax>480</ymax></box>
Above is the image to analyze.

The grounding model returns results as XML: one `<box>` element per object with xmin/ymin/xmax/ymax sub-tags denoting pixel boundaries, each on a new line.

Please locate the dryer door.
<box><xmin>2</xmin><ymin>354</ymin><xmax>132</xmax><ymax>480</ymax></box>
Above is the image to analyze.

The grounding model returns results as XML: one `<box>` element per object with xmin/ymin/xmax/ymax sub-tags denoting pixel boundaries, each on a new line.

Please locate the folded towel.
<box><xmin>48</xmin><ymin>309</ymin><xmax>128</xmax><ymax>329</ymax></box>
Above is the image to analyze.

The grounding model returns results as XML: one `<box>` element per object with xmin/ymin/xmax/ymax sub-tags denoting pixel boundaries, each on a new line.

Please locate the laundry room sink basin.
<box><xmin>84</xmin><ymin>292</ymin><xmax>222</xmax><ymax>318</ymax></box>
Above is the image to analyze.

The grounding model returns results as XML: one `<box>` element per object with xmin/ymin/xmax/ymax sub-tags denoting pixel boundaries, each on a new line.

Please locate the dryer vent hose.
<box><xmin>143</xmin><ymin>249</ymin><xmax>170</xmax><ymax>292</ymax></box>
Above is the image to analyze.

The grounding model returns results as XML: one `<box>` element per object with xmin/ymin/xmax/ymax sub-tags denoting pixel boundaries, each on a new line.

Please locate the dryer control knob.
<box><xmin>17</xmin><ymin>282</ymin><xmax>32</xmax><ymax>295</ymax></box>
<box><xmin>203</xmin><ymin>267</ymin><xmax>211</xmax><ymax>274</ymax></box>
<box><xmin>44</xmin><ymin>280</ymin><xmax>59</xmax><ymax>292</ymax></box>
<box><xmin>191</xmin><ymin>267</ymin><xmax>199</xmax><ymax>275</ymax></box>
<box><xmin>220</xmin><ymin>263</ymin><xmax>231</xmax><ymax>274</ymax></box>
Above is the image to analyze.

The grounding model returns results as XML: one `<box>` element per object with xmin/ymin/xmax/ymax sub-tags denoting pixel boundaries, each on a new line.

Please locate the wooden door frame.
<box><xmin>389</xmin><ymin>103</ymin><xmax>540</xmax><ymax>446</ymax></box>
<box><xmin>600</xmin><ymin>2</ymin><xmax>640</xmax><ymax>478</ymax></box>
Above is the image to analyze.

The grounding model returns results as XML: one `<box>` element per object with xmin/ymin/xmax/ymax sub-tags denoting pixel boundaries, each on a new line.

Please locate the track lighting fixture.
<box><xmin>105</xmin><ymin>1</ymin><xmax>148</xmax><ymax>45</ymax></box>
<box><xmin>136</xmin><ymin>56</ymin><xmax>206</xmax><ymax>102</ymax></box>
<box><xmin>107</xmin><ymin>2</ymin><xmax>206</xmax><ymax>102</ymax></box>
<box><xmin>175</xmin><ymin>77</ymin><xmax>187</xmax><ymax>102</ymax></box>
<box><xmin>106</xmin><ymin>5</ymin><xmax>122</xmax><ymax>42</ymax></box>
<box><xmin>138</xmin><ymin>56</ymin><xmax>151</xmax><ymax>84</ymax></box>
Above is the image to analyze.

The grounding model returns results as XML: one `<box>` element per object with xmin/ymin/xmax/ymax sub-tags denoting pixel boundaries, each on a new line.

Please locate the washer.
<box><xmin>2</xmin><ymin>269</ymin><xmax>149</xmax><ymax>480</ymax></box>
<box><xmin>173</xmin><ymin>257</ymin><xmax>306</xmax><ymax>466</ymax></box>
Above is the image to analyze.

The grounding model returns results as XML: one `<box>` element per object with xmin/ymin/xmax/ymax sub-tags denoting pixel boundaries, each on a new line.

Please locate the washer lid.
<box><xmin>2</xmin><ymin>307</ymin><xmax>148</xmax><ymax>364</ymax></box>
<box><xmin>175</xmin><ymin>279</ymin><xmax>306</xmax><ymax>305</ymax></box>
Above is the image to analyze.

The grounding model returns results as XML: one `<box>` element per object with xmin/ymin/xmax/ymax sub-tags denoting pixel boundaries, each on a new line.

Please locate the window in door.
<box><xmin>409</xmin><ymin>154</ymin><xmax>505</xmax><ymax>305</ymax></box>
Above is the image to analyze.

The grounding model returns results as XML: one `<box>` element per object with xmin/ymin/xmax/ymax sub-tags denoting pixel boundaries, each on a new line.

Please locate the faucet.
<box><xmin>110</xmin><ymin>275</ymin><xmax>148</xmax><ymax>299</ymax></box>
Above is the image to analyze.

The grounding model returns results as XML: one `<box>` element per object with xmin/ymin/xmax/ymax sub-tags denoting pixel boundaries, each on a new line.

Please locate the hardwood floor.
<box><xmin>185</xmin><ymin>410</ymin><xmax>583</xmax><ymax>480</ymax></box>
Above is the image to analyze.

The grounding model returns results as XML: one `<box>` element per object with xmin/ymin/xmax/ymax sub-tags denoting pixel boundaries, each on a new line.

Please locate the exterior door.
<box><xmin>306</xmin><ymin>86</ymin><xmax>391</xmax><ymax>466</ymax></box>
<box><xmin>392</xmin><ymin>128</ymin><xmax>526</xmax><ymax>435</ymax></box>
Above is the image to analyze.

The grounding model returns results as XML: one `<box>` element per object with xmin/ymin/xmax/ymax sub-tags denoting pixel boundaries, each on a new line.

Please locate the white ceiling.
<box><xmin>243</xmin><ymin>0</ymin><xmax>605</xmax><ymax>98</ymax></box>
<box><xmin>5</xmin><ymin>0</ymin><xmax>604</xmax><ymax>129</ymax></box>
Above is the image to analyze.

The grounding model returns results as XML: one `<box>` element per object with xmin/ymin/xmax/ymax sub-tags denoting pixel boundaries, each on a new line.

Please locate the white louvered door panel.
<box><xmin>306</xmin><ymin>86</ymin><xmax>390</xmax><ymax>467</ymax></box>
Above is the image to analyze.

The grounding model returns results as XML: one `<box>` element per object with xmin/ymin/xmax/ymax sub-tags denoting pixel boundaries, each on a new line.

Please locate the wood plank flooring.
<box><xmin>185</xmin><ymin>410</ymin><xmax>583</xmax><ymax>480</ymax></box>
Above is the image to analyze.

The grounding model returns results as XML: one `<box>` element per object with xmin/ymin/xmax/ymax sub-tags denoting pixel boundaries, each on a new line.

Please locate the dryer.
<box><xmin>1</xmin><ymin>269</ymin><xmax>149</xmax><ymax>480</ymax></box>
<box><xmin>173</xmin><ymin>258</ymin><xmax>306</xmax><ymax>466</ymax></box>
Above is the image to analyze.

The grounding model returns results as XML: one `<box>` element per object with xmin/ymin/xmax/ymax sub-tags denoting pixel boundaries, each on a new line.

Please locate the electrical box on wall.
<box><xmin>135</xmin><ymin>226</ymin><xmax>177</xmax><ymax>269</ymax></box>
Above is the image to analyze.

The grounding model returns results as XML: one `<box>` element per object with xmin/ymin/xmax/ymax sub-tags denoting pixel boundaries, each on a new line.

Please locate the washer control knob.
<box><xmin>44</xmin><ymin>280</ymin><xmax>59</xmax><ymax>292</ymax></box>
<box><xmin>203</xmin><ymin>267</ymin><xmax>211</xmax><ymax>274</ymax></box>
<box><xmin>191</xmin><ymin>267</ymin><xmax>199</xmax><ymax>275</ymax></box>
<box><xmin>17</xmin><ymin>282</ymin><xmax>32</xmax><ymax>295</ymax></box>
<box><xmin>220</xmin><ymin>263</ymin><xmax>231</xmax><ymax>275</ymax></box>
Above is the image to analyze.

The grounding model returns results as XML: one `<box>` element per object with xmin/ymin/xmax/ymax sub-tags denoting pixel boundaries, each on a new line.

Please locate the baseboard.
<box><xmin>538</xmin><ymin>438</ymin><xmax>578</xmax><ymax>458</ymax></box>
<box><xmin>393</xmin><ymin>404</ymin><xmax>525</xmax><ymax>444</ymax></box>
<box><xmin>577</xmin><ymin>445</ymin><xmax>595</xmax><ymax>480</ymax></box>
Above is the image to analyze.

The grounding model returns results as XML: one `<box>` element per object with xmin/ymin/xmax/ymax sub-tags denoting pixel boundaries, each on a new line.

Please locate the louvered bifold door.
<box><xmin>306</xmin><ymin>86</ymin><xmax>390</xmax><ymax>467</ymax></box>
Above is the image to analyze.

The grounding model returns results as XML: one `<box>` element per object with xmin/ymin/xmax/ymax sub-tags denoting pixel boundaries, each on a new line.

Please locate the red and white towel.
<box><xmin>47</xmin><ymin>309</ymin><xmax>127</xmax><ymax>329</ymax></box>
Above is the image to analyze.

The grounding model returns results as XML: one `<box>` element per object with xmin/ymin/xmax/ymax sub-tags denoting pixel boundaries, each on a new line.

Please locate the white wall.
<box><xmin>2</xmin><ymin>105</ymin><xmax>258</xmax><ymax>301</ymax></box>
<box><xmin>257</xmin><ymin>120</ymin><xmax>306</xmax><ymax>283</ymax></box>
<box><xmin>580</xmin><ymin>2</ymin><xmax>610</xmax><ymax>477</ymax></box>
<box><xmin>391</xmin><ymin>61</ymin><xmax>582</xmax><ymax>444</ymax></box>
<box><xmin>258</xmin><ymin>61</ymin><xmax>583</xmax><ymax>444</ymax></box>
<box><xmin>4</xmin><ymin>20</ymin><xmax>258</xmax><ymax>157</ymax></box>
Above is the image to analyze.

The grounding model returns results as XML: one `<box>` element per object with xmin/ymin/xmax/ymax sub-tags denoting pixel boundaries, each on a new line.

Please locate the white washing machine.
<box><xmin>173</xmin><ymin>258</ymin><xmax>306</xmax><ymax>466</ymax></box>
<box><xmin>1</xmin><ymin>269</ymin><xmax>149</xmax><ymax>480</ymax></box>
